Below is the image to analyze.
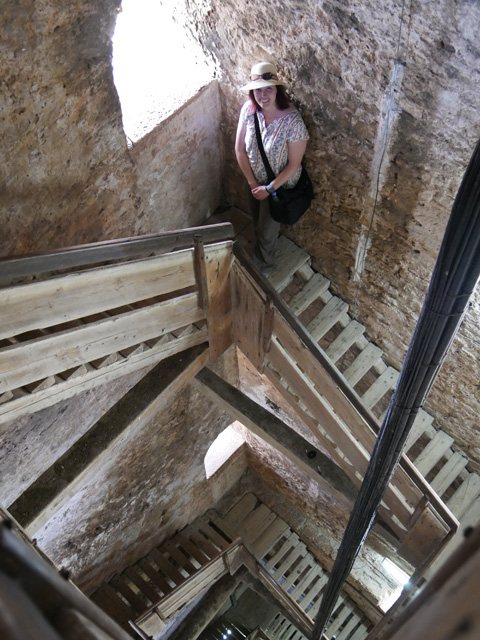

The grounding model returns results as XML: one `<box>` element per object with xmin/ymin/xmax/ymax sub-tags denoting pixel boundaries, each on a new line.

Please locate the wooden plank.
<box><xmin>268</xmin><ymin>235</ymin><xmax>311</xmax><ymax>292</ymax></box>
<box><xmin>414</xmin><ymin>431</ymin><xmax>455</xmax><ymax>476</ymax></box>
<box><xmin>136</xmin><ymin>558</ymin><xmax>172</xmax><ymax>597</ymax></box>
<box><xmin>0</xmin><ymin>249</ymin><xmax>199</xmax><ymax>339</ymax></box>
<box><xmin>281</xmin><ymin>554</ymin><xmax>314</xmax><ymax>591</ymax></box>
<box><xmin>136</xmin><ymin>611</ymin><xmax>166</xmax><ymax>638</ymax></box>
<box><xmin>361</xmin><ymin>367</ymin><xmax>399</xmax><ymax>410</ymax></box>
<box><xmin>343</xmin><ymin>342</ymin><xmax>384</xmax><ymax>386</ymax></box>
<box><xmin>203</xmin><ymin>241</ymin><xmax>234</xmax><ymax>361</ymax></box>
<box><xmin>186</xmin><ymin>530</ymin><xmax>220</xmax><ymax>560</ymax></box>
<box><xmin>223</xmin><ymin>493</ymin><xmax>259</xmax><ymax>530</ymax></box>
<box><xmin>288</xmin><ymin>272</ymin><xmax>330</xmax><ymax>316</ymax></box>
<box><xmin>398</xmin><ymin>504</ymin><xmax>450</xmax><ymax>566</ymax></box>
<box><xmin>110</xmin><ymin>575</ymin><xmax>148</xmax><ymax>615</ymax></box>
<box><xmin>123</xmin><ymin>566</ymin><xmax>160</xmax><ymax>605</ymax></box>
<box><xmin>1</xmin><ymin>328</ymin><xmax>208</xmax><ymax>428</ymax></box>
<box><xmin>197</xmin><ymin>520</ymin><xmax>231</xmax><ymax>551</ymax></box>
<box><xmin>289</xmin><ymin>564</ymin><xmax>324</xmax><ymax>601</ymax></box>
<box><xmin>310</xmin><ymin>593</ymin><xmax>344</xmax><ymax>620</ymax></box>
<box><xmin>349</xmin><ymin>622</ymin><xmax>368</xmax><ymax>640</ymax></box>
<box><xmin>0</xmin><ymin>293</ymin><xmax>204</xmax><ymax>393</ymax></box>
<box><xmin>299</xmin><ymin>572</ymin><xmax>329</xmax><ymax>612</ymax></box>
<box><xmin>149</xmin><ymin>548</ymin><xmax>187</xmax><ymax>587</ymax></box>
<box><xmin>156</xmin><ymin>556</ymin><xmax>228</xmax><ymax>619</ymax></box>
<box><xmin>251</xmin><ymin>516</ymin><xmax>290</xmax><ymax>559</ymax></box>
<box><xmin>268</xmin><ymin>339</ymin><xmax>372</xmax><ymax>484</ymax></box>
<box><xmin>240</xmin><ymin>504</ymin><xmax>276</xmax><ymax>545</ymax></box>
<box><xmin>404</xmin><ymin>410</ymin><xmax>435</xmax><ymax>453</ymax></box>
<box><xmin>325</xmin><ymin>319</ymin><xmax>365</xmax><ymax>363</ymax></box>
<box><xmin>174</xmin><ymin>532</ymin><xmax>210</xmax><ymax>567</ymax></box>
<box><xmin>264</xmin><ymin>531</ymin><xmax>298</xmax><ymax>571</ymax></box>
<box><xmin>337</xmin><ymin>612</ymin><xmax>361</xmax><ymax>640</ymax></box>
<box><xmin>161</xmin><ymin>539</ymin><xmax>198</xmax><ymax>576</ymax></box>
<box><xmin>263</xmin><ymin>364</ymin><xmax>362</xmax><ymax>496</ymax></box>
<box><xmin>306</xmin><ymin>296</ymin><xmax>349</xmax><ymax>342</ymax></box>
<box><xmin>273</xmin><ymin>542</ymin><xmax>307</xmax><ymax>581</ymax></box>
<box><xmin>232</xmin><ymin>265</ymin><xmax>268</xmax><ymax>369</ymax></box>
<box><xmin>0</xmin><ymin>224</ymin><xmax>234</xmax><ymax>283</ymax></box>
<box><xmin>447</xmin><ymin>473</ymin><xmax>480</xmax><ymax>518</ymax></box>
<box><xmin>90</xmin><ymin>583</ymin><xmax>134</xmax><ymax>627</ymax></box>
<box><xmin>430</xmin><ymin>452</ymin><xmax>469</xmax><ymax>497</ymax></box>
<box><xmin>271</xmin><ymin>314</ymin><xmax>421</xmax><ymax>526</ymax></box>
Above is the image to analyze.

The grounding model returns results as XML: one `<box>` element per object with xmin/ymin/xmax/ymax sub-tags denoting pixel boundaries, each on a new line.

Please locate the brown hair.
<box><xmin>248</xmin><ymin>85</ymin><xmax>290</xmax><ymax>112</ymax></box>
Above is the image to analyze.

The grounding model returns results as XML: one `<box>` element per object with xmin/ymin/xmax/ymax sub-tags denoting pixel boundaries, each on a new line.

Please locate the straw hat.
<box><xmin>240</xmin><ymin>61</ymin><xmax>287</xmax><ymax>94</ymax></box>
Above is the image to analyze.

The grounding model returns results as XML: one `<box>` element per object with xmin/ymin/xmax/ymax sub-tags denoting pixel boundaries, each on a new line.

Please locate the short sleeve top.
<box><xmin>241</xmin><ymin>101</ymin><xmax>309</xmax><ymax>188</ymax></box>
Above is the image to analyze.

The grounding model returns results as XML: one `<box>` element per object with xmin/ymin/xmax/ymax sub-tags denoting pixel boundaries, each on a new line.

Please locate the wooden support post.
<box><xmin>194</xmin><ymin>237</ymin><xmax>234</xmax><ymax>362</ymax></box>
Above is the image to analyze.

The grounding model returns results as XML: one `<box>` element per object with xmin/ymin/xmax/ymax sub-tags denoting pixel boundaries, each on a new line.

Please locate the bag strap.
<box><xmin>253</xmin><ymin>112</ymin><xmax>276</xmax><ymax>183</ymax></box>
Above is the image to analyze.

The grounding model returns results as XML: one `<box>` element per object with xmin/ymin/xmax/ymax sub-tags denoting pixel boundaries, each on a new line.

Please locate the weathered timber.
<box><xmin>193</xmin><ymin>367</ymin><xmax>358</xmax><ymax>502</ymax></box>
<box><xmin>0</xmin><ymin>329</ymin><xmax>208</xmax><ymax>427</ymax></box>
<box><xmin>0</xmin><ymin>223</ymin><xmax>235</xmax><ymax>285</ymax></box>
<box><xmin>0</xmin><ymin>293</ymin><xmax>205</xmax><ymax>393</ymax></box>
<box><xmin>202</xmin><ymin>241</ymin><xmax>234</xmax><ymax>361</ymax></box>
<box><xmin>12</xmin><ymin>344</ymin><xmax>209</xmax><ymax>534</ymax></box>
<box><xmin>0</xmin><ymin>523</ymin><xmax>132</xmax><ymax>640</ymax></box>
<box><xmin>231</xmin><ymin>264</ymin><xmax>269</xmax><ymax>369</ymax></box>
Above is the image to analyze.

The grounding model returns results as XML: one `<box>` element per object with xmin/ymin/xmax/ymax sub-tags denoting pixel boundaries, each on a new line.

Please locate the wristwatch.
<box><xmin>266</xmin><ymin>182</ymin><xmax>276</xmax><ymax>195</ymax></box>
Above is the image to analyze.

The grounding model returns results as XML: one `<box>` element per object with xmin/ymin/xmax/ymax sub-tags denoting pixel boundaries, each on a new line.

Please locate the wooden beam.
<box><xmin>0</xmin><ymin>223</ymin><xmax>235</xmax><ymax>285</ymax></box>
<box><xmin>201</xmin><ymin>241</ymin><xmax>234</xmax><ymax>362</ymax></box>
<box><xmin>0</xmin><ymin>329</ymin><xmax>208</xmax><ymax>427</ymax></box>
<box><xmin>192</xmin><ymin>367</ymin><xmax>358</xmax><ymax>503</ymax></box>
<box><xmin>15</xmin><ymin>344</ymin><xmax>209</xmax><ymax>535</ymax></box>
<box><xmin>0</xmin><ymin>293</ymin><xmax>205</xmax><ymax>393</ymax></box>
<box><xmin>0</xmin><ymin>250</ymin><xmax>199</xmax><ymax>340</ymax></box>
<box><xmin>231</xmin><ymin>265</ymin><xmax>269</xmax><ymax>369</ymax></box>
<box><xmin>0</xmin><ymin>524</ymin><xmax>133</xmax><ymax>640</ymax></box>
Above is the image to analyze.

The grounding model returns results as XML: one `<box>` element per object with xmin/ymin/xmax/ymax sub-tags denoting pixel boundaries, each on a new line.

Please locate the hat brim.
<box><xmin>240</xmin><ymin>78</ymin><xmax>287</xmax><ymax>94</ymax></box>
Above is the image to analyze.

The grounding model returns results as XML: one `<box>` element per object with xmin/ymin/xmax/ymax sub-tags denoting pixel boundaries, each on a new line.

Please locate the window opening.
<box><xmin>112</xmin><ymin>0</ymin><xmax>215</xmax><ymax>143</ymax></box>
<box><xmin>379</xmin><ymin>557</ymin><xmax>411</xmax><ymax>612</ymax></box>
<box><xmin>204</xmin><ymin>423</ymin><xmax>245</xmax><ymax>479</ymax></box>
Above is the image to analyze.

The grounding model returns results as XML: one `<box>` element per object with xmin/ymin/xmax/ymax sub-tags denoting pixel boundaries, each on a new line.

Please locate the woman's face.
<box><xmin>254</xmin><ymin>85</ymin><xmax>277</xmax><ymax>110</ymax></box>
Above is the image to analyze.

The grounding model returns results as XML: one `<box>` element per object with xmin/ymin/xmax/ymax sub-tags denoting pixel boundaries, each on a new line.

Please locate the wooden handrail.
<box><xmin>0</xmin><ymin>223</ymin><xmax>235</xmax><ymax>284</ymax></box>
<box><xmin>232</xmin><ymin>242</ymin><xmax>458</xmax><ymax>536</ymax></box>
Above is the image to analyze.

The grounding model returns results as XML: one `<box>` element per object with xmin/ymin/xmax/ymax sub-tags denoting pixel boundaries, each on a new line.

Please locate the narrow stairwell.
<box><xmin>257</xmin><ymin>231</ymin><xmax>480</xmax><ymax>577</ymax></box>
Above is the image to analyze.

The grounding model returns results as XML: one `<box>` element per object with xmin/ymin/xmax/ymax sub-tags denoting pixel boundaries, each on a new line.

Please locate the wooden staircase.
<box><xmin>218</xmin><ymin>494</ymin><xmax>374</xmax><ymax>640</ymax></box>
<box><xmin>92</xmin><ymin>494</ymin><xmax>375</xmax><ymax>640</ymax></box>
<box><xmin>91</xmin><ymin>513</ymin><xmax>238</xmax><ymax>636</ymax></box>
<box><xmin>259</xmin><ymin>234</ymin><xmax>480</xmax><ymax>573</ymax></box>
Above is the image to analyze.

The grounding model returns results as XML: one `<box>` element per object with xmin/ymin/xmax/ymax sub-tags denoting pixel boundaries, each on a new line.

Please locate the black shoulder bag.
<box><xmin>254</xmin><ymin>112</ymin><xmax>314</xmax><ymax>225</ymax></box>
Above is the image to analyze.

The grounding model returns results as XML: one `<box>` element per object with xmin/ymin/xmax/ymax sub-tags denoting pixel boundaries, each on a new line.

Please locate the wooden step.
<box><xmin>267</xmin><ymin>236</ymin><xmax>311</xmax><ymax>292</ymax></box>
<box><xmin>325</xmin><ymin>319</ymin><xmax>365</xmax><ymax>363</ymax></box>
<box><xmin>342</xmin><ymin>343</ymin><xmax>383</xmax><ymax>386</ymax></box>
<box><xmin>414</xmin><ymin>430</ymin><xmax>454</xmax><ymax>477</ymax></box>
<box><xmin>306</xmin><ymin>296</ymin><xmax>349</xmax><ymax>342</ymax></box>
<box><xmin>288</xmin><ymin>272</ymin><xmax>330</xmax><ymax>315</ymax></box>
<box><xmin>361</xmin><ymin>366</ymin><xmax>399</xmax><ymax>411</ymax></box>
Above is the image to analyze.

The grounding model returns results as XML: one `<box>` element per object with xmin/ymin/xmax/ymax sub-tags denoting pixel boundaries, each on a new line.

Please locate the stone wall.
<box><xmin>36</xmin><ymin>383</ymin><xmax>247</xmax><ymax>593</ymax></box>
<box><xmin>1</xmin><ymin>0</ymin><xmax>223</xmax><ymax>257</ymax></box>
<box><xmin>187</xmin><ymin>0</ymin><xmax>480</xmax><ymax>471</ymax></box>
<box><xmin>131</xmin><ymin>82</ymin><xmax>223</xmax><ymax>234</ymax></box>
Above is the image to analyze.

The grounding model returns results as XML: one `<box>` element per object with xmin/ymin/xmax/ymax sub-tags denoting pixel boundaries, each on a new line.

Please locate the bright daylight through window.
<box><xmin>112</xmin><ymin>0</ymin><xmax>214</xmax><ymax>143</ymax></box>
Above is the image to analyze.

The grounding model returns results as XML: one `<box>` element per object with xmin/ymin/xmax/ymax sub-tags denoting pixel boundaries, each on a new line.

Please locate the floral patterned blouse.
<box><xmin>241</xmin><ymin>101</ymin><xmax>309</xmax><ymax>188</ymax></box>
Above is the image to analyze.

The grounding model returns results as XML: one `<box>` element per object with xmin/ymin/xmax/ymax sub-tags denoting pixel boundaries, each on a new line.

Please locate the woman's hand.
<box><xmin>252</xmin><ymin>185</ymin><xmax>270</xmax><ymax>200</ymax></box>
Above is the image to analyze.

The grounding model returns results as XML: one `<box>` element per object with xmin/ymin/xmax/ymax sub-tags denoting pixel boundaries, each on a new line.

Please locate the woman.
<box><xmin>235</xmin><ymin>61</ymin><xmax>309</xmax><ymax>273</ymax></box>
